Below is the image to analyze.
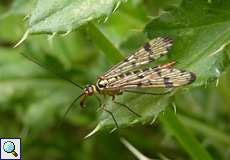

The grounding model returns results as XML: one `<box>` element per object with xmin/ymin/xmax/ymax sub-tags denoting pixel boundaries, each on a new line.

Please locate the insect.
<box><xmin>22</xmin><ymin>37</ymin><xmax>196</xmax><ymax>128</ymax></box>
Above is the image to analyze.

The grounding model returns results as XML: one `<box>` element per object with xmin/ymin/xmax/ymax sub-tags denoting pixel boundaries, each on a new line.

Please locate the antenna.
<box><xmin>21</xmin><ymin>52</ymin><xmax>85</xmax><ymax>126</ymax></box>
<box><xmin>21</xmin><ymin>52</ymin><xmax>103</xmax><ymax>127</ymax></box>
<box><xmin>20</xmin><ymin>52</ymin><xmax>83</xmax><ymax>90</ymax></box>
<box><xmin>57</xmin><ymin>93</ymin><xmax>85</xmax><ymax>127</ymax></box>
<box><xmin>63</xmin><ymin>93</ymin><xmax>84</xmax><ymax>118</ymax></box>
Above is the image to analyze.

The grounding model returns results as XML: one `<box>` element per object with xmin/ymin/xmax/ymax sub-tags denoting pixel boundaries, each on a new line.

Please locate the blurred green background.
<box><xmin>0</xmin><ymin>0</ymin><xmax>230</xmax><ymax>159</ymax></box>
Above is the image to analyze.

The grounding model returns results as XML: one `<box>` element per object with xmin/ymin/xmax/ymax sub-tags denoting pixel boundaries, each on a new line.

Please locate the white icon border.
<box><xmin>0</xmin><ymin>138</ymin><xmax>21</xmax><ymax>160</ymax></box>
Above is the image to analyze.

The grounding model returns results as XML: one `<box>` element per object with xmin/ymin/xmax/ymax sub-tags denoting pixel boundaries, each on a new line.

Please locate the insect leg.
<box><xmin>95</xmin><ymin>95</ymin><xmax>102</xmax><ymax>107</ymax></box>
<box><xmin>102</xmin><ymin>106</ymin><xmax>119</xmax><ymax>129</ymax></box>
<box><xmin>113</xmin><ymin>101</ymin><xmax>141</xmax><ymax>118</ymax></box>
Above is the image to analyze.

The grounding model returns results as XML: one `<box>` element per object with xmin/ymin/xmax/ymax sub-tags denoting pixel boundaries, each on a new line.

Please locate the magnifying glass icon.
<box><xmin>3</xmin><ymin>141</ymin><xmax>18</xmax><ymax>157</ymax></box>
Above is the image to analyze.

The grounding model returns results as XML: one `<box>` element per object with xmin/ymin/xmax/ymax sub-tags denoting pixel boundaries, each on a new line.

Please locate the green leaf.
<box><xmin>27</xmin><ymin>0</ymin><xmax>125</xmax><ymax>34</ymax></box>
<box><xmin>10</xmin><ymin>0</ymin><xmax>36</xmax><ymax>15</ymax></box>
<box><xmin>89</xmin><ymin>0</ymin><xmax>230</xmax><ymax>133</ymax></box>
<box><xmin>145</xmin><ymin>0</ymin><xmax>230</xmax><ymax>87</ymax></box>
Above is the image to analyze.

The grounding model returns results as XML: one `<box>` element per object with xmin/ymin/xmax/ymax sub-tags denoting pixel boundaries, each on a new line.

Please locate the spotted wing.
<box><xmin>100</xmin><ymin>37</ymin><xmax>173</xmax><ymax>79</ymax></box>
<box><xmin>103</xmin><ymin>62</ymin><xmax>196</xmax><ymax>90</ymax></box>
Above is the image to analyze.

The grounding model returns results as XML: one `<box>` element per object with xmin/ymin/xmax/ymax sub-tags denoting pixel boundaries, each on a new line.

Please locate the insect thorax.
<box><xmin>96</xmin><ymin>79</ymin><xmax>108</xmax><ymax>89</ymax></box>
<box><xmin>96</xmin><ymin>78</ymin><xmax>122</xmax><ymax>96</ymax></box>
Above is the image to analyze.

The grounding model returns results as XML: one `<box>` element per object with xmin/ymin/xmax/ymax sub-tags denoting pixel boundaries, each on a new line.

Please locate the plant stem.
<box><xmin>160</xmin><ymin>109</ymin><xmax>213</xmax><ymax>160</ymax></box>
<box><xmin>88</xmin><ymin>22</ymin><xmax>123</xmax><ymax>64</ymax></box>
<box><xmin>178</xmin><ymin>114</ymin><xmax>230</xmax><ymax>145</ymax></box>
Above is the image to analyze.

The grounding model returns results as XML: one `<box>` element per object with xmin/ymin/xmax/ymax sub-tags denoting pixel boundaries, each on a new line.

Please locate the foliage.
<box><xmin>0</xmin><ymin>0</ymin><xmax>230</xmax><ymax>159</ymax></box>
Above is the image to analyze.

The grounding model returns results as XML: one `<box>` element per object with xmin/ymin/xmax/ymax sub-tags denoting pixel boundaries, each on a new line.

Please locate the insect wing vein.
<box><xmin>103</xmin><ymin>63</ymin><xmax>196</xmax><ymax>90</ymax></box>
<box><xmin>100</xmin><ymin>37</ymin><xmax>173</xmax><ymax>79</ymax></box>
